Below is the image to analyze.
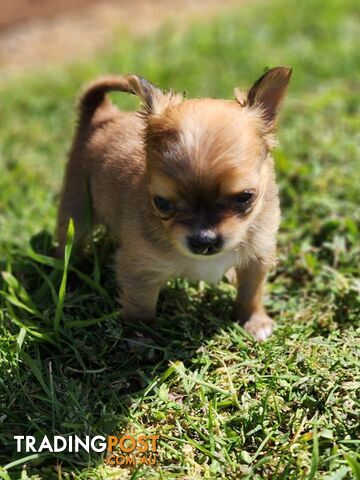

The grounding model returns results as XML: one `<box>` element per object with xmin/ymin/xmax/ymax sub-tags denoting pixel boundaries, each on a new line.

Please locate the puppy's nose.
<box><xmin>187</xmin><ymin>230</ymin><xmax>223</xmax><ymax>256</ymax></box>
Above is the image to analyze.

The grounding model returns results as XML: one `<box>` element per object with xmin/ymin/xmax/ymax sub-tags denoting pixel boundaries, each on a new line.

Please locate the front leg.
<box><xmin>236</xmin><ymin>259</ymin><xmax>274</xmax><ymax>342</ymax></box>
<box><xmin>116</xmin><ymin>250</ymin><xmax>168</xmax><ymax>323</ymax></box>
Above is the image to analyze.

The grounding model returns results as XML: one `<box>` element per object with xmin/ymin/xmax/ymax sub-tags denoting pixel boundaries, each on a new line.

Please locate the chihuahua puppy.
<box><xmin>56</xmin><ymin>67</ymin><xmax>292</xmax><ymax>341</ymax></box>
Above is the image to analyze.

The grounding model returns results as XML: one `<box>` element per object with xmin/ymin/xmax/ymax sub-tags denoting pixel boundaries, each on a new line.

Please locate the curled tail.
<box><xmin>79</xmin><ymin>74</ymin><xmax>141</xmax><ymax>122</ymax></box>
<box><xmin>78</xmin><ymin>73</ymin><xmax>183</xmax><ymax>122</ymax></box>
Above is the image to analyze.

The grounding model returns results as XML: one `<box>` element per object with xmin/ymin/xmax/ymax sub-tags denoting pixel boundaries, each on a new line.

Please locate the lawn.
<box><xmin>0</xmin><ymin>0</ymin><xmax>359</xmax><ymax>478</ymax></box>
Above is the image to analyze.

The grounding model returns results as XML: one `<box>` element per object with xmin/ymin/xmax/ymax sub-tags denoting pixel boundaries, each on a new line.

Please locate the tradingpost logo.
<box><xmin>105</xmin><ymin>434</ymin><xmax>159</xmax><ymax>466</ymax></box>
<box><xmin>14</xmin><ymin>434</ymin><xmax>160</xmax><ymax>467</ymax></box>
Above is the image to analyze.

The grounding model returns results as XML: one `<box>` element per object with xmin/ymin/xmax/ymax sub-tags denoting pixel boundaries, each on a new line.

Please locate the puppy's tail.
<box><xmin>79</xmin><ymin>74</ymin><xmax>183</xmax><ymax>122</ymax></box>
<box><xmin>79</xmin><ymin>75</ymin><xmax>139</xmax><ymax>122</ymax></box>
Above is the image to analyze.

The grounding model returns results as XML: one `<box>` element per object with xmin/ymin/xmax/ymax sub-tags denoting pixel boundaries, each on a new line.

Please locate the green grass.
<box><xmin>0</xmin><ymin>0</ymin><xmax>359</xmax><ymax>478</ymax></box>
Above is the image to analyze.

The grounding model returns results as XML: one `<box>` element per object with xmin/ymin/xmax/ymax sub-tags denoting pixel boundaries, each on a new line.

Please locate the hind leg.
<box><xmin>56</xmin><ymin>159</ymin><xmax>92</xmax><ymax>257</ymax></box>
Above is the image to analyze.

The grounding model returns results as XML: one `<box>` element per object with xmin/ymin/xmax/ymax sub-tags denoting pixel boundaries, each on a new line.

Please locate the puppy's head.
<box><xmin>131</xmin><ymin>68</ymin><xmax>292</xmax><ymax>257</ymax></box>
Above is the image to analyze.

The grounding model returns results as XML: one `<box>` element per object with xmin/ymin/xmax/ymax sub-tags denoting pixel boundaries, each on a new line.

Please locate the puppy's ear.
<box><xmin>237</xmin><ymin>67</ymin><xmax>292</xmax><ymax>126</ymax></box>
<box><xmin>80</xmin><ymin>74</ymin><xmax>183</xmax><ymax>120</ymax></box>
<box><xmin>127</xmin><ymin>75</ymin><xmax>183</xmax><ymax>115</ymax></box>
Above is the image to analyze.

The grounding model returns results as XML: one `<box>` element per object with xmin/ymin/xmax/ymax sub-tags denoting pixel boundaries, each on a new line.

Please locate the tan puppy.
<box><xmin>57</xmin><ymin>67</ymin><xmax>292</xmax><ymax>341</ymax></box>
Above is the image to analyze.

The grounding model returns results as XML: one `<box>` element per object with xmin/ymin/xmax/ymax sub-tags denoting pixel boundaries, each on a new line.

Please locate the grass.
<box><xmin>0</xmin><ymin>0</ymin><xmax>359</xmax><ymax>478</ymax></box>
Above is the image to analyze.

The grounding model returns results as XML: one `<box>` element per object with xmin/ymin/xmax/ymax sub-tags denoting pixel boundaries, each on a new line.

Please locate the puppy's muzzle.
<box><xmin>187</xmin><ymin>230</ymin><xmax>223</xmax><ymax>256</ymax></box>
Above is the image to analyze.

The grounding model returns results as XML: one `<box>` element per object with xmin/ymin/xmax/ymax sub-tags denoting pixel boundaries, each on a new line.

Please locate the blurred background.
<box><xmin>0</xmin><ymin>0</ymin><xmax>239</xmax><ymax>75</ymax></box>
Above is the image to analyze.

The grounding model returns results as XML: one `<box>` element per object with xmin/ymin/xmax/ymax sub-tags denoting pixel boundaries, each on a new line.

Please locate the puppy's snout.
<box><xmin>187</xmin><ymin>230</ymin><xmax>223</xmax><ymax>256</ymax></box>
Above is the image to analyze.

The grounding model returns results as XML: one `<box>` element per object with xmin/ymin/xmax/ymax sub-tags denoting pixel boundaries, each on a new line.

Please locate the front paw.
<box><xmin>241</xmin><ymin>312</ymin><xmax>275</xmax><ymax>342</ymax></box>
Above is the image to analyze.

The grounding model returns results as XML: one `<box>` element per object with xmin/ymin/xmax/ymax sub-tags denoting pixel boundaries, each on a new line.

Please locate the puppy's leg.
<box><xmin>56</xmin><ymin>160</ymin><xmax>90</xmax><ymax>257</ymax></box>
<box><xmin>116</xmin><ymin>251</ymin><xmax>167</xmax><ymax>323</ymax></box>
<box><xmin>236</xmin><ymin>260</ymin><xmax>274</xmax><ymax>342</ymax></box>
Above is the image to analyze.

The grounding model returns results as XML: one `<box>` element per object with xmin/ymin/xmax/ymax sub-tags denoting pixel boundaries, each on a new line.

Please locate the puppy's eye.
<box><xmin>153</xmin><ymin>196</ymin><xmax>175</xmax><ymax>215</ymax></box>
<box><xmin>234</xmin><ymin>191</ymin><xmax>254</xmax><ymax>204</ymax></box>
<box><xmin>232</xmin><ymin>190</ymin><xmax>255</xmax><ymax>212</ymax></box>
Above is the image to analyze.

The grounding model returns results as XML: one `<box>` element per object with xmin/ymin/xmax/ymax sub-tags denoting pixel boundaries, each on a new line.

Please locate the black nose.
<box><xmin>187</xmin><ymin>230</ymin><xmax>223</xmax><ymax>256</ymax></box>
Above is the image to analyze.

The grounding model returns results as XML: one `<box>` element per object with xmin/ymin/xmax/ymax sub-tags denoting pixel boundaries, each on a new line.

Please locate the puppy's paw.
<box><xmin>242</xmin><ymin>312</ymin><xmax>275</xmax><ymax>342</ymax></box>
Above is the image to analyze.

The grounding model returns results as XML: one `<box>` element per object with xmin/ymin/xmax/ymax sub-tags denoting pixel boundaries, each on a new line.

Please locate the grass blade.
<box><xmin>306</xmin><ymin>426</ymin><xmax>319</xmax><ymax>480</ymax></box>
<box><xmin>345</xmin><ymin>454</ymin><xmax>360</xmax><ymax>480</ymax></box>
<box><xmin>54</xmin><ymin>219</ymin><xmax>74</xmax><ymax>336</ymax></box>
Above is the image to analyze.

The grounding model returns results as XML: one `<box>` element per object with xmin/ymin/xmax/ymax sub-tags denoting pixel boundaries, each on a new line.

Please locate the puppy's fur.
<box><xmin>57</xmin><ymin>67</ymin><xmax>292</xmax><ymax>341</ymax></box>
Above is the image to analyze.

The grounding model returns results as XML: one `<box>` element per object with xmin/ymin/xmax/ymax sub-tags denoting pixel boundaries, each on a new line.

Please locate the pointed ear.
<box><xmin>245</xmin><ymin>67</ymin><xmax>292</xmax><ymax>125</ymax></box>
<box><xmin>126</xmin><ymin>75</ymin><xmax>183</xmax><ymax>115</ymax></box>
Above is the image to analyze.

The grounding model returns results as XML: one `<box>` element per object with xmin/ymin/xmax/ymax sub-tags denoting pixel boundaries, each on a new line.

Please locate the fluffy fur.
<box><xmin>56</xmin><ymin>67</ymin><xmax>292</xmax><ymax>341</ymax></box>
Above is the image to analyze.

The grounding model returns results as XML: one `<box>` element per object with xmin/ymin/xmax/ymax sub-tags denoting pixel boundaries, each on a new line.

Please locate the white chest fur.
<box><xmin>181</xmin><ymin>251</ymin><xmax>239</xmax><ymax>284</ymax></box>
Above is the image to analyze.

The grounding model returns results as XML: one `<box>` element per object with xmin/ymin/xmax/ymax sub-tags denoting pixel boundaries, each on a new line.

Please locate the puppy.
<box><xmin>56</xmin><ymin>67</ymin><xmax>292</xmax><ymax>341</ymax></box>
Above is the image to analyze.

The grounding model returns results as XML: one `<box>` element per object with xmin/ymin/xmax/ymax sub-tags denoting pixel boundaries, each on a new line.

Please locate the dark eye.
<box><xmin>153</xmin><ymin>196</ymin><xmax>175</xmax><ymax>215</ymax></box>
<box><xmin>234</xmin><ymin>191</ymin><xmax>254</xmax><ymax>204</ymax></box>
<box><xmin>232</xmin><ymin>190</ymin><xmax>255</xmax><ymax>211</ymax></box>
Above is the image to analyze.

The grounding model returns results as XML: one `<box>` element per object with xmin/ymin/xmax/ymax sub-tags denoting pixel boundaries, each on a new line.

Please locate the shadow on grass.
<box><xmin>0</xmin><ymin>230</ymin><xmax>239</xmax><ymax>476</ymax></box>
